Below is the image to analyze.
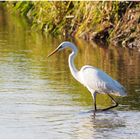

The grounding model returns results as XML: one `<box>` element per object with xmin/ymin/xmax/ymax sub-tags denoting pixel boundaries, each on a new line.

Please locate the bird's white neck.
<box><xmin>68</xmin><ymin>46</ymin><xmax>79</xmax><ymax>82</ymax></box>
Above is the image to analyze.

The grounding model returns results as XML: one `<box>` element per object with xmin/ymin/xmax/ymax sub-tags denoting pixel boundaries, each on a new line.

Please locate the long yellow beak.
<box><xmin>47</xmin><ymin>47</ymin><xmax>59</xmax><ymax>57</ymax></box>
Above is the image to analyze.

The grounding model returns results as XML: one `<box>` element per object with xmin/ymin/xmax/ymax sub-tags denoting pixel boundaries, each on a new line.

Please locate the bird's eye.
<box><xmin>59</xmin><ymin>45</ymin><xmax>63</xmax><ymax>49</ymax></box>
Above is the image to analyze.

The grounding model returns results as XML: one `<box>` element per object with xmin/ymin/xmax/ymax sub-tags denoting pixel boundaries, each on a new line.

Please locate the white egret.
<box><xmin>48</xmin><ymin>41</ymin><xmax>127</xmax><ymax>111</ymax></box>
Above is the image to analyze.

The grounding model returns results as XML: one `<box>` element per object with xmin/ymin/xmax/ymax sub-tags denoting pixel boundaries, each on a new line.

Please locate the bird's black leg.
<box><xmin>101</xmin><ymin>94</ymin><xmax>118</xmax><ymax>111</ymax></box>
<box><xmin>93</xmin><ymin>91</ymin><xmax>97</xmax><ymax>111</ymax></box>
<box><xmin>92</xmin><ymin>92</ymin><xmax>118</xmax><ymax>112</ymax></box>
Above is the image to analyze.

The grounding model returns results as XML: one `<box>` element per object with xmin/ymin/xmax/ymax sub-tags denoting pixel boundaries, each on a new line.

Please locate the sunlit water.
<box><xmin>0</xmin><ymin>6</ymin><xmax>140</xmax><ymax>138</ymax></box>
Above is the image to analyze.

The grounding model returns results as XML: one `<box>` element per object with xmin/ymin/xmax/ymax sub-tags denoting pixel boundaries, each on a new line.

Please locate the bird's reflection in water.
<box><xmin>76</xmin><ymin>110</ymin><xmax>125</xmax><ymax>139</ymax></box>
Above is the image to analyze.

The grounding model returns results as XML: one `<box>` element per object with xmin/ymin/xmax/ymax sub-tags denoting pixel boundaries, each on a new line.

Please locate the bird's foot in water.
<box><xmin>94</xmin><ymin>103</ymin><xmax>118</xmax><ymax>112</ymax></box>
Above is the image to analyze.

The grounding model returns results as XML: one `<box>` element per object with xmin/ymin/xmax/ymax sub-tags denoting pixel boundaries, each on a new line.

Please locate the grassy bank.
<box><xmin>5</xmin><ymin>1</ymin><xmax>140</xmax><ymax>49</ymax></box>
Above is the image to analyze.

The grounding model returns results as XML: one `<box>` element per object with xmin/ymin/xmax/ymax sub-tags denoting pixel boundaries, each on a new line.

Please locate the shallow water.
<box><xmin>0</xmin><ymin>6</ymin><xmax>140</xmax><ymax>138</ymax></box>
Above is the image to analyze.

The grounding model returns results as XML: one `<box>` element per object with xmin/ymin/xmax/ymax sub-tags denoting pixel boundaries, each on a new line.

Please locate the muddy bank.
<box><xmin>79</xmin><ymin>2</ymin><xmax>140</xmax><ymax>50</ymax></box>
<box><xmin>111</xmin><ymin>5</ymin><xmax>140</xmax><ymax>50</ymax></box>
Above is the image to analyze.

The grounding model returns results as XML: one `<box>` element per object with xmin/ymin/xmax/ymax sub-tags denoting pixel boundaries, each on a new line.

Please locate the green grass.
<box><xmin>5</xmin><ymin>1</ymin><xmax>140</xmax><ymax>45</ymax></box>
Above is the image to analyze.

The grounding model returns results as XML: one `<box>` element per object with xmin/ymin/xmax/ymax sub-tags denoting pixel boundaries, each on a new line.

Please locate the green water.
<box><xmin>0</xmin><ymin>6</ymin><xmax>140</xmax><ymax>138</ymax></box>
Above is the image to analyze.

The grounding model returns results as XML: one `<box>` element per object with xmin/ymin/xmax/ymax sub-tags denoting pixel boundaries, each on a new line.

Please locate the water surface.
<box><xmin>0</xmin><ymin>7</ymin><xmax>140</xmax><ymax>138</ymax></box>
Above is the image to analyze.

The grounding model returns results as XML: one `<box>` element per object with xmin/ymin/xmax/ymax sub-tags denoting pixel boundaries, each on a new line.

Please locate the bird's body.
<box><xmin>78</xmin><ymin>65</ymin><xmax>126</xmax><ymax>96</ymax></box>
<box><xmin>48</xmin><ymin>41</ymin><xmax>127</xmax><ymax>111</ymax></box>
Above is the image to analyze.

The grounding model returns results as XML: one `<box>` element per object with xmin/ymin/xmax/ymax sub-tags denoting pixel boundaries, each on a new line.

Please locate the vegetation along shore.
<box><xmin>4</xmin><ymin>1</ymin><xmax>140</xmax><ymax>49</ymax></box>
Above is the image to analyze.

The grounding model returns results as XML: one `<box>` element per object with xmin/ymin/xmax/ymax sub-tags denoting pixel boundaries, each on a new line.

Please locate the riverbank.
<box><xmin>4</xmin><ymin>1</ymin><xmax>140</xmax><ymax>49</ymax></box>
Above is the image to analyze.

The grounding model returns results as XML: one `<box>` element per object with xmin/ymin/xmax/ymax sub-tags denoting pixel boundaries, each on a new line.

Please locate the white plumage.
<box><xmin>48</xmin><ymin>41</ymin><xmax>127</xmax><ymax>111</ymax></box>
<box><xmin>78</xmin><ymin>65</ymin><xmax>127</xmax><ymax>96</ymax></box>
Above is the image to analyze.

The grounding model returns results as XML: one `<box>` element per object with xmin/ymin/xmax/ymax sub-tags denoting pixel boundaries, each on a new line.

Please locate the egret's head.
<box><xmin>47</xmin><ymin>41</ymin><xmax>77</xmax><ymax>57</ymax></box>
